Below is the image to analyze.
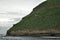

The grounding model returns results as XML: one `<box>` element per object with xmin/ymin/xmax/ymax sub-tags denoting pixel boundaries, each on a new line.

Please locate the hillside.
<box><xmin>7</xmin><ymin>0</ymin><xmax>60</xmax><ymax>36</ymax></box>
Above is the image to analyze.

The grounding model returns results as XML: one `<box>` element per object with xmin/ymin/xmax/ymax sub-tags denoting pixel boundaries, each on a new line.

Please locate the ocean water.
<box><xmin>0</xmin><ymin>35</ymin><xmax>60</xmax><ymax>40</ymax></box>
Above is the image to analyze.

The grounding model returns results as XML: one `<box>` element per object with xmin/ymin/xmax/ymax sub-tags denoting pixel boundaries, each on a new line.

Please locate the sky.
<box><xmin>0</xmin><ymin>0</ymin><xmax>46</xmax><ymax>34</ymax></box>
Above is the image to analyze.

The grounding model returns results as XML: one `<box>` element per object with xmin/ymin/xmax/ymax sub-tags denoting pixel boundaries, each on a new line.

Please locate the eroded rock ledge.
<box><xmin>7</xmin><ymin>29</ymin><xmax>60</xmax><ymax>36</ymax></box>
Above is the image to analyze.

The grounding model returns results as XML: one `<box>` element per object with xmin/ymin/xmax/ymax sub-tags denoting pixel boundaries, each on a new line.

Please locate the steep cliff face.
<box><xmin>7</xmin><ymin>0</ymin><xmax>60</xmax><ymax>36</ymax></box>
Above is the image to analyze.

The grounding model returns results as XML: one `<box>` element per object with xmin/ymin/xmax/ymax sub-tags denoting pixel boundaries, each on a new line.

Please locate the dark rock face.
<box><xmin>7</xmin><ymin>0</ymin><xmax>60</xmax><ymax>36</ymax></box>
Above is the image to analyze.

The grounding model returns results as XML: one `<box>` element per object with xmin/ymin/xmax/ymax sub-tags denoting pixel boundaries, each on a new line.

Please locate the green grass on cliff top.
<box><xmin>8</xmin><ymin>0</ymin><xmax>60</xmax><ymax>32</ymax></box>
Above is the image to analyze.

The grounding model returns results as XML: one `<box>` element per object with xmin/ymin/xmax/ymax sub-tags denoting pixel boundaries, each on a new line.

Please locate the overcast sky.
<box><xmin>0</xmin><ymin>0</ymin><xmax>46</xmax><ymax>34</ymax></box>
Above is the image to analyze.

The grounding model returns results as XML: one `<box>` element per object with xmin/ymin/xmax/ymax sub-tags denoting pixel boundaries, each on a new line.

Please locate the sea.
<box><xmin>0</xmin><ymin>34</ymin><xmax>60</xmax><ymax>40</ymax></box>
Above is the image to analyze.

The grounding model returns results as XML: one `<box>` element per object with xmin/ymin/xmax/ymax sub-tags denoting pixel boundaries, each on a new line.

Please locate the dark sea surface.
<box><xmin>0</xmin><ymin>35</ymin><xmax>60</xmax><ymax>40</ymax></box>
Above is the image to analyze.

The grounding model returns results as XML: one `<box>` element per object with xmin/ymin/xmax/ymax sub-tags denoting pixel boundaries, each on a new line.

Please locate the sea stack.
<box><xmin>7</xmin><ymin>0</ymin><xmax>60</xmax><ymax>36</ymax></box>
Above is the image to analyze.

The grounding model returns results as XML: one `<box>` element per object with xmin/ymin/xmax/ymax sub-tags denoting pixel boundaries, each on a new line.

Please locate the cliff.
<box><xmin>7</xmin><ymin>0</ymin><xmax>60</xmax><ymax>36</ymax></box>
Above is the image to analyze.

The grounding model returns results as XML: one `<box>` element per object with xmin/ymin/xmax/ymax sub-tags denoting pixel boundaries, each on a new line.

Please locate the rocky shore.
<box><xmin>7</xmin><ymin>29</ymin><xmax>60</xmax><ymax>36</ymax></box>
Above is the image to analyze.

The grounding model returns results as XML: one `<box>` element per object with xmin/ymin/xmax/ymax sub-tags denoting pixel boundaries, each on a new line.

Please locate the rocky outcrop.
<box><xmin>7</xmin><ymin>0</ymin><xmax>60</xmax><ymax>36</ymax></box>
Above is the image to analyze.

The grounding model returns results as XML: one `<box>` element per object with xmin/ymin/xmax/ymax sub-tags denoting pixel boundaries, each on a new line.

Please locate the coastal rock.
<box><xmin>7</xmin><ymin>0</ymin><xmax>60</xmax><ymax>36</ymax></box>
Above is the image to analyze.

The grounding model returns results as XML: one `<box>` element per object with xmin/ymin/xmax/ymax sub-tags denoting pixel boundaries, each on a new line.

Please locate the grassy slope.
<box><xmin>7</xmin><ymin>0</ymin><xmax>60</xmax><ymax>32</ymax></box>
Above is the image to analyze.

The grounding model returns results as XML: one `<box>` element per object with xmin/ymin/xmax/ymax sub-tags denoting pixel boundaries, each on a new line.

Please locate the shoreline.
<box><xmin>7</xmin><ymin>32</ymin><xmax>60</xmax><ymax>37</ymax></box>
<box><xmin>6</xmin><ymin>30</ymin><xmax>60</xmax><ymax>37</ymax></box>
